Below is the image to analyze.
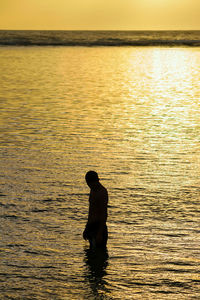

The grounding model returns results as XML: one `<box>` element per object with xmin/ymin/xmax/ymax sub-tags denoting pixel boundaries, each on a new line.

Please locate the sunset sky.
<box><xmin>0</xmin><ymin>0</ymin><xmax>200</xmax><ymax>30</ymax></box>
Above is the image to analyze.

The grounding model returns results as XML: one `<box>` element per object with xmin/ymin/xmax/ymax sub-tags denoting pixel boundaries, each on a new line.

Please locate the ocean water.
<box><xmin>0</xmin><ymin>31</ymin><xmax>200</xmax><ymax>299</ymax></box>
<box><xmin>0</xmin><ymin>30</ymin><xmax>200</xmax><ymax>46</ymax></box>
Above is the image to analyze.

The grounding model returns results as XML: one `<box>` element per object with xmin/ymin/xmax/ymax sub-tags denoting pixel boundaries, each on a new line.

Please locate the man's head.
<box><xmin>85</xmin><ymin>171</ymin><xmax>99</xmax><ymax>188</ymax></box>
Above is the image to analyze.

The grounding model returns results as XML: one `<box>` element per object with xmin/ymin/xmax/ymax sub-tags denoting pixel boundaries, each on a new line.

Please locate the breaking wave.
<box><xmin>0</xmin><ymin>30</ymin><xmax>200</xmax><ymax>47</ymax></box>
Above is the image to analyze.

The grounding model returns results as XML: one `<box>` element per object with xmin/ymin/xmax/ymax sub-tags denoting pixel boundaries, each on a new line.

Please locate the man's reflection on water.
<box><xmin>84</xmin><ymin>247</ymin><xmax>109</xmax><ymax>298</ymax></box>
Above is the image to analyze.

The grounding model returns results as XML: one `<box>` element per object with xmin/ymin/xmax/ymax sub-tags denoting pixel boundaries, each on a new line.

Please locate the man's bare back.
<box><xmin>83</xmin><ymin>171</ymin><xmax>108</xmax><ymax>248</ymax></box>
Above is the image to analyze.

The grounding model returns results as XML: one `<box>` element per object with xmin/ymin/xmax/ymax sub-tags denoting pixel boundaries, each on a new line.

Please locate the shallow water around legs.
<box><xmin>0</xmin><ymin>46</ymin><xmax>200</xmax><ymax>299</ymax></box>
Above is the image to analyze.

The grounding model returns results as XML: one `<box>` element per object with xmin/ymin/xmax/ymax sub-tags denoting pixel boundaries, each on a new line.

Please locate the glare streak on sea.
<box><xmin>0</xmin><ymin>41</ymin><xmax>200</xmax><ymax>299</ymax></box>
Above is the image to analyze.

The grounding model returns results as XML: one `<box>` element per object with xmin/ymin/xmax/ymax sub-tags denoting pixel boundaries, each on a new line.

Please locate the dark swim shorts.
<box><xmin>84</xmin><ymin>222</ymin><xmax>108</xmax><ymax>248</ymax></box>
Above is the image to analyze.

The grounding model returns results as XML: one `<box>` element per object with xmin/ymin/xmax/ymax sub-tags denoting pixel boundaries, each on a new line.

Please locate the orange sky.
<box><xmin>0</xmin><ymin>0</ymin><xmax>200</xmax><ymax>30</ymax></box>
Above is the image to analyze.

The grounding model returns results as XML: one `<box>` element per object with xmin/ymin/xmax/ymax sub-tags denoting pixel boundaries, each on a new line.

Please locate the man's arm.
<box><xmin>96</xmin><ymin>189</ymin><xmax>108</xmax><ymax>244</ymax></box>
<box><xmin>83</xmin><ymin>192</ymin><xmax>92</xmax><ymax>240</ymax></box>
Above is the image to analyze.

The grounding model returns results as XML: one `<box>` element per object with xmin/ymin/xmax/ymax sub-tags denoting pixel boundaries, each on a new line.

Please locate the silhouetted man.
<box><xmin>83</xmin><ymin>171</ymin><xmax>108</xmax><ymax>248</ymax></box>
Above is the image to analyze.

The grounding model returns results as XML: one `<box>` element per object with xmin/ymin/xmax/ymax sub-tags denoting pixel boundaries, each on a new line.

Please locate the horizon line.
<box><xmin>0</xmin><ymin>28</ymin><xmax>200</xmax><ymax>32</ymax></box>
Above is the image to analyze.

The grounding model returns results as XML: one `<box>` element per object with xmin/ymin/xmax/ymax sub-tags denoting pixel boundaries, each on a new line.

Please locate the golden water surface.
<box><xmin>0</xmin><ymin>47</ymin><xmax>200</xmax><ymax>299</ymax></box>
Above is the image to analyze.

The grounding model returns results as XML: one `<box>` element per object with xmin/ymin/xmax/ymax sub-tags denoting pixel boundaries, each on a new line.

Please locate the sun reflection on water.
<box><xmin>0</xmin><ymin>46</ymin><xmax>199</xmax><ymax>299</ymax></box>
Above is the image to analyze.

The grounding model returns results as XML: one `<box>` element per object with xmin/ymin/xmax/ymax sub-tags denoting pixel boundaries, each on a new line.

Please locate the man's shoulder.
<box><xmin>98</xmin><ymin>185</ymin><xmax>108</xmax><ymax>202</ymax></box>
<box><xmin>91</xmin><ymin>184</ymin><xmax>108</xmax><ymax>200</ymax></box>
<box><xmin>99</xmin><ymin>184</ymin><xmax>107</xmax><ymax>193</ymax></box>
